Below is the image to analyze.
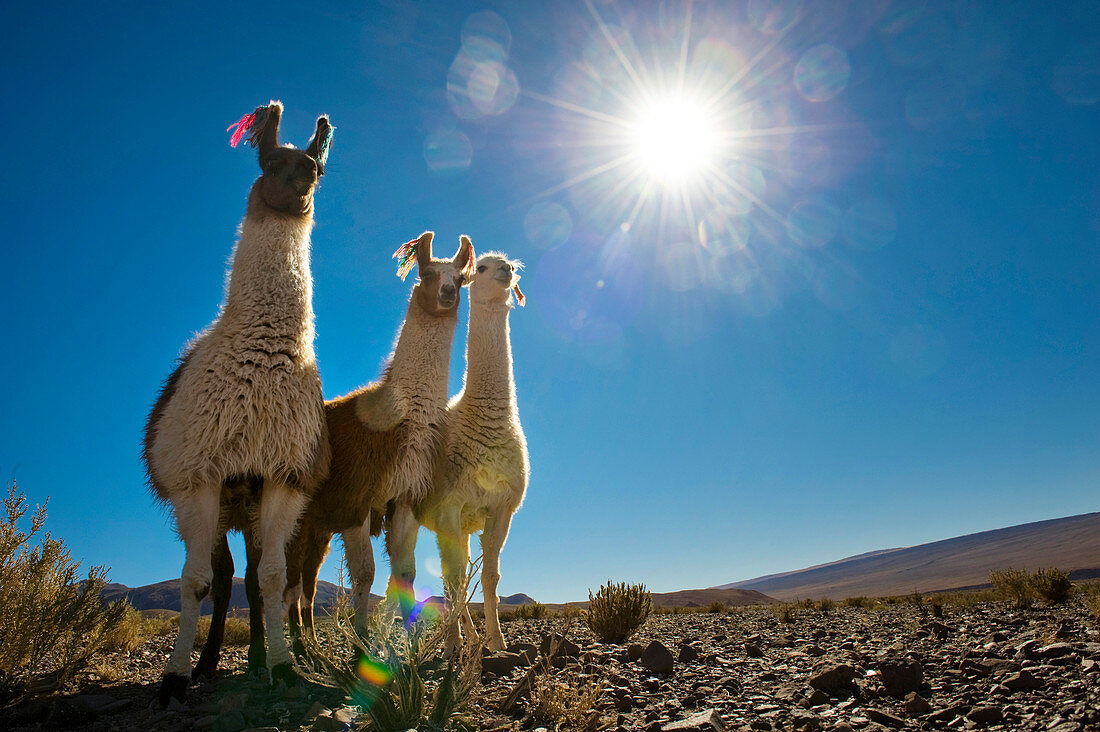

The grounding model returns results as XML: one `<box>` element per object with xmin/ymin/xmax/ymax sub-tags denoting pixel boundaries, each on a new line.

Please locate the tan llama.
<box><xmin>418</xmin><ymin>251</ymin><xmax>529</xmax><ymax>652</ymax></box>
<box><xmin>142</xmin><ymin>101</ymin><xmax>333</xmax><ymax>704</ymax></box>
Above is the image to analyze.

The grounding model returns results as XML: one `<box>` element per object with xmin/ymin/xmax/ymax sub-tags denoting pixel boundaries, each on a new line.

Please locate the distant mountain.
<box><xmin>101</xmin><ymin>578</ymin><xmax>375</xmax><ymax>614</ymax></box>
<box><xmin>717</xmin><ymin>512</ymin><xmax>1100</xmax><ymax>600</ymax></box>
<box><xmin>500</xmin><ymin>593</ymin><xmax>536</xmax><ymax>605</ymax></box>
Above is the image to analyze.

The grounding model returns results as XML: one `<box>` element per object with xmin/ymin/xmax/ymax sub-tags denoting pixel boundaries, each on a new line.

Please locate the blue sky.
<box><xmin>1</xmin><ymin>0</ymin><xmax>1098</xmax><ymax>604</ymax></box>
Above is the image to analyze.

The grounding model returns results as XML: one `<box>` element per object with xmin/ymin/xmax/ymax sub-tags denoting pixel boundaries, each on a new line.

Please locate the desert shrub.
<box><xmin>844</xmin><ymin>596</ymin><xmax>869</xmax><ymax>608</ymax></box>
<box><xmin>0</xmin><ymin>482</ymin><xmax>129</xmax><ymax>706</ymax></box>
<box><xmin>532</xmin><ymin>667</ymin><xmax>604</xmax><ymax>731</ymax></box>
<box><xmin>1030</xmin><ymin>567</ymin><xmax>1072</xmax><ymax>604</ymax></box>
<box><xmin>816</xmin><ymin>598</ymin><xmax>834</xmax><ymax>614</ymax></box>
<box><xmin>990</xmin><ymin>568</ymin><xmax>1034</xmax><ymax>609</ymax></box>
<box><xmin>702</xmin><ymin>601</ymin><xmax>727</xmax><ymax>614</ymax></box>
<box><xmin>585</xmin><ymin>581</ymin><xmax>652</xmax><ymax>643</ymax></box>
<box><xmin>101</xmin><ymin>604</ymin><xmax>146</xmax><ymax>653</ymax></box>
<box><xmin>773</xmin><ymin>604</ymin><xmax>795</xmax><ymax>624</ymax></box>
<box><xmin>504</xmin><ymin>601</ymin><xmax>549</xmax><ymax>621</ymax></box>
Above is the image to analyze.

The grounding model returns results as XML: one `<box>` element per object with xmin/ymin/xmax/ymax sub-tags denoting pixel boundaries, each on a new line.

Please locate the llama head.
<box><xmin>395</xmin><ymin>232</ymin><xmax>476</xmax><ymax>317</ymax></box>
<box><xmin>231</xmin><ymin>101</ymin><xmax>334</xmax><ymax>217</ymax></box>
<box><xmin>470</xmin><ymin>250</ymin><xmax>525</xmax><ymax>308</ymax></box>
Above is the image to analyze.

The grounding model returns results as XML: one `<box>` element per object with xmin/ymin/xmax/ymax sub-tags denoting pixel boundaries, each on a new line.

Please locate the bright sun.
<box><xmin>630</xmin><ymin>95</ymin><xmax>720</xmax><ymax>186</ymax></box>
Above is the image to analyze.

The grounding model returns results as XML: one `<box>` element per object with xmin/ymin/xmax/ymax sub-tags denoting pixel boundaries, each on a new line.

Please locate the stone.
<box><xmin>1003</xmin><ymin>669</ymin><xmax>1044</xmax><ymax>691</ymax></box>
<box><xmin>966</xmin><ymin>706</ymin><xmax>1004</xmax><ymax>725</ymax></box>
<box><xmin>540</xmin><ymin>634</ymin><xmax>580</xmax><ymax>658</ymax></box>
<box><xmin>628</xmin><ymin>643</ymin><xmax>646</xmax><ymax>661</ymax></box>
<box><xmin>808</xmin><ymin>664</ymin><xmax>856</xmax><ymax>694</ymax></box>
<box><xmin>642</xmin><ymin>641</ymin><xmax>676</xmax><ymax>674</ymax></box>
<box><xmin>661</xmin><ymin>708</ymin><xmax>727</xmax><ymax>731</ymax></box>
<box><xmin>506</xmin><ymin>642</ymin><xmax>539</xmax><ymax>664</ymax></box>
<box><xmin>1036</xmin><ymin>643</ymin><xmax>1075</xmax><ymax>660</ymax></box>
<box><xmin>878</xmin><ymin>658</ymin><xmax>923</xmax><ymax>697</ymax></box>
<box><xmin>904</xmin><ymin>692</ymin><xmax>932</xmax><ymax>716</ymax></box>
<box><xmin>214</xmin><ymin>710</ymin><xmax>247</xmax><ymax>732</ymax></box>
<box><xmin>482</xmin><ymin>651</ymin><xmax>526</xmax><ymax>676</ymax></box>
<box><xmin>679</xmin><ymin>645</ymin><xmax>701</xmax><ymax>663</ymax></box>
<box><xmin>745</xmin><ymin>643</ymin><xmax>765</xmax><ymax>659</ymax></box>
<box><xmin>803</xmin><ymin>644</ymin><xmax>826</xmax><ymax>657</ymax></box>
<box><xmin>865</xmin><ymin>708</ymin><xmax>906</xmax><ymax>727</ymax></box>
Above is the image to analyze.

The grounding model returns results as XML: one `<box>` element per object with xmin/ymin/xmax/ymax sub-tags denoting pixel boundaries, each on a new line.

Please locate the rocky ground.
<box><xmin>5</xmin><ymin>598</ymin><xmax>1099</xmax><ymax>731</ymax></box>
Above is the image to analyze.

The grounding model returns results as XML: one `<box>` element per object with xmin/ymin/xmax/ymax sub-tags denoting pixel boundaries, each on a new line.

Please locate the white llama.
<box><xmin>417</xmin><ymin>251</ymin><xmax>529</xmax><ymax>652</ymax></box>
<box><xmin>283</xmin><ymin>232</ymin><xmax>475</xmax><ymax>638</ymax></box>
<box><xmin>142</xmin><ymin>101</ymin><xmax>333</xmax><ymax>704</ymax></box>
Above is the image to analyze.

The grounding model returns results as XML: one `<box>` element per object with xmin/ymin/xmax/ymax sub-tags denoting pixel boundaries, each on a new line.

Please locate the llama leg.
<box><xmin>301</xmin><ymin>537</ymin><xmax>329</xmax><ymax>642</ymax></box>
<box><xmin>284</xmin><ymin>543</ymin><xmax>305</xmax><ymax>657</ymax></box>
<box><xmin>480</xmin><ymin>511</ymin><xmax>513</xmax><ymax>652</ymax></box>
<box><xmin>384</xmin><ymin>501</ymin><xmax>419</xmax><ymax>619</ymax></box>
<box><xmin>434</xmin><ymin>505</ymin><xmax>469</xmax><ymax>653</ymax></box>
<box><xmin>343</xmin><ymin>516</ymin><xmax>376</xmax><ymax>636</ymax></box>
<box><xmin>193</xmin><ymin>533</ymin><xmax>233</xmax><ymax>680</ymax></box>
<box><xmin>244</xmin><ymin>529</ymin><xmax>266</xmax><ymax>674</ymax></box>
<box><xmin>257</xmin><ymin>481</ymin><xmax>307</xmax><ymax>685</ymax></box>
<box><xmin>159</xmin><ymin>486</ymin><xmax>220</xmax><ymax>705</ymax></box>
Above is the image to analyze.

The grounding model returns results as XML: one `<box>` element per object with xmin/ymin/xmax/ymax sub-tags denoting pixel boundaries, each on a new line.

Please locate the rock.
<box><xmin>1037</xmin><ymin>643</ymin><xmax>1075</xmax><ymax>659</ymax></box>
<box><xmin>302</xmin><ymin>702</ymin><xmax>329</xmax><ymax>723</ymax></box>
<box><xmin>44</xmin><ymin>699</ymin><xmax>97</xmax><ymax>728</ymax></box>
<box><xmin>661</xmin><ymin>708</ymin><xmax>726</xmax><ymax>731</ymax></box>
<box><xmin>1003</xmin><ymin>669</ymin><xmax>1044</xmax><ymax>691</ymax></box>
<box><xmin>219</xmin><ymin>692</ymin><xmax>248</xmax><ymax>713</ymax></box>
<box><xmin>904</xmin><ymin>692</ymin><xmax>932</xmax><ymax>716</ymax></box>
<box><xmin>482</xmin><ymin>651</ymin><xmax>526</xmax><ymax>676</ymax></box>
<box><xmin>507</xmin><ymin>642</ymin><xmax>539</xmax><ymax>664</ymax></box>
<box><xmin>803</xmin><ymin>644</ymin><xmax>826</xmax><ymax>657</ymax></box>
<box><xmin>808</xmin><ymin>664</ymin><xmax>856</xmax><ymax>694</ymax></box>
<box><xmin>214</xmin><ymin>710</ymin><xmax>247</xmax><ymax>732</ymax></box>
<box><xmin>966</xmin><ymin>706</ymin><xmax>1004</xmax><ymax>725</ymax></box>
<box><xmin>927</xmin><ymin>704</ymin><xmax>971</xmax><ymax>724</ymax></box>
<box><xmin>679</xmin><ymin>645</ymin><xmax>701</xmax><ymax>663</ymax></box>
<box><xmin>928</xmin><ymin>621</ymin><xmax>955</xmax><ymax>638</ymax></box>
<box><xmin>745</xmin><ymin>642</ymin><xmax>764</xmax><ymax>659</ymax></box>
<box><xmin>540</xmin><ymin>634</ymin><xmax>580</xmax><ymax>658</ymax></box>
<box><xmin>806</xmin><ymin>689</ymin><xmax>830</xmax><ymax>706</ymax></box>
<box><xmin>642</xmin><ymin>641</ymin><xmax>676</xmax><ymax>674</ymax></box>
<box><xmin>628</xmin><ymin>643</ymin><xmax>646</xmax><ymax>661</ymax></box>
<box><xmin>878</xmin><ymin>658</ymin><xmax>923</xmax><ymax>697</ymax></box>
<box><xmin>865</xmin><ymin>708</ymin><xmax>906</xmax><ymax>727</ymax></box>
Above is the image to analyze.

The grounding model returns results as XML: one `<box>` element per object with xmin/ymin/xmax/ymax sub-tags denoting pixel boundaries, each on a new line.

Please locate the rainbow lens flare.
<box><xmin>387</xmin><ymin>578</ymin><xmax>446</xmax><ymax>628</ymax></box>
<box><xmin>356</xmin><ymin>654</ymin><xmax>393</xmax><ymax>687</ymax></box>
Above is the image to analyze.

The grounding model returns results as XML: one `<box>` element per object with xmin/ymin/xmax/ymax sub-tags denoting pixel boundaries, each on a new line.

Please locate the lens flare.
<box><xmin>387</xmin><ymin>578</ymin><xmax>444</xmax><ymax>629</ymax></box>
<box><xmin>357</xmin><ymin>654</ymin><xmax>393</xmax><ymax>687</ymax></box>
<box><xmin>629</xmin><ymin>95</ymin><xmax>719</xmax><ymax>185</ymax></box>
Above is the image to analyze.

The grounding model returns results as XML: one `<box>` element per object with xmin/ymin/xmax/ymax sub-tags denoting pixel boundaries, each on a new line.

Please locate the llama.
<box><xmin>142</xmin><ymin>101</ymin><xmax>333</xmax><ymax>704</ymax></box>
<box><xmin>283</xmin><ymin>232</ymin><xmax>475</xmax><ymax>639</ymax></box>
<box><xmin>417</xmin><ymin>251</ymin><xmax>529</xmax><ymax>652</ymax></box>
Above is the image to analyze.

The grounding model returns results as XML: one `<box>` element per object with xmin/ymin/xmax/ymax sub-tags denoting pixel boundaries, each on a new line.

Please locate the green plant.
<box><xmin>101</xmin><ymin>603</ymin><xmax>146</xmax><ymax>653</ymax></box>
<box><xmin>844</xmin><ymin>596</ymin><xmax>869</xmax><ymax>608</ymax></box>
<box><xmin>298</xmin><ymin>578</ymin><xmax>481</xmax><ymax>730</ymax></box>
<box><xmin>990</xmin><ymin>568</ymin><xmax>1034</xmax><ymax>609</ymax></box>
<box><xmin>1030</xmin><ymin>567</ymin><xmax>1072</xmax><ymax>604</ymax></box>
<box><xmin>816</xmin><ymin>598</ymin><xmax>834</xmax><ymax>613</ymax></box>
<box><xmin>774</xmin><ymin>603</ymin><xmax>795</xmax><ymax>624</ymax></box>
<box><xmin>702</xmin><ymin>601</ymin><xmax>726</xmax><ymax>614</ymax></box>
<box><xmin>532</xmin><ymin>667</ymin><xmax>604</xmax><ymax>731</ymax></box>
<box><xmin>503</xmin><ymin>601</ymin><xmax>549</xmax><ymax>621</ymax></box>
<box><xmin>0</xmin><ymin>482</ymin><xmax>130</xmax><ymax>707</ymax></box>
<box><xmin>585</xmin><ymin>581</ymin><xmax>652</xmax><ymax>643</ymax></box>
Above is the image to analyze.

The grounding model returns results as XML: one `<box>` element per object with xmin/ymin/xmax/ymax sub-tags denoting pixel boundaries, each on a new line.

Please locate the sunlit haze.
<box><xmin>1</xmin><ymin>0</ymin><xmax>1098</xmax><ymax>606</ymax></box>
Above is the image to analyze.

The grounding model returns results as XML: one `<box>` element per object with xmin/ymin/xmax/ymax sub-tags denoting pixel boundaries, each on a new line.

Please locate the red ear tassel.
<box><xmin>227</xmin><ymin>112</ymin><xmax>258</xmax><ymax>148</ymax></box>
<box><xmin>393</xmin><ymin>238</ymin><xmax>419</xmax><ymax>281</ymax></box>
<box><xmin>512</xmin><ymin>284</ymin><xmax>526</xmax><ymax>307</ymax></box>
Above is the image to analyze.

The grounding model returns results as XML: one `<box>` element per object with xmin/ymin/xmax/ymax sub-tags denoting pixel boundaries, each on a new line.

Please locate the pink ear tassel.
<box><xmin>512</xmin><ymin>284</ymin><xmax>526</xmax><ymax>307</ymax></box>
<box><xmin>227</xmin><ymin>112</ymin><xmax>257</xmax><ymax>148</ymax></box>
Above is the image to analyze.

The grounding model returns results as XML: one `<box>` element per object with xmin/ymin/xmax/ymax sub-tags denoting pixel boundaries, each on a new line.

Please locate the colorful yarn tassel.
<box><xmin>393</xmin><ymin>238</ymin><xmax>419</xmax><ymax>280</ymax></box>
<box><xmin>227</xmin><ymin>105</ymin><xmax>271</xmax><ymax>148</ymax></box>
<box><xmin>512</xmin><ymin>283</ymin><xmax>526</xmax><ymax>307</ymax></box>
<box><xmin>315</xmin><ymin>125</ymin><xmax>333</xmax><ymax>166</ymax></box>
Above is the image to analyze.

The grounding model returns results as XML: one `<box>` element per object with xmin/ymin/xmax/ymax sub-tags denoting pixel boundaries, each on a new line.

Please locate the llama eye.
<box><xmin>477</xmin><ymin>265</ymin><xmax>487</xmax><ymax>273</ymax></box>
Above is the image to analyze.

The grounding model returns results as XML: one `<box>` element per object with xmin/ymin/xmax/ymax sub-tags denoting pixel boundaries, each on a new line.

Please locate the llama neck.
<box><xmin>219</xmin><ymin>211</ymin><xmax>317</xmax><ymax>354</ymax></box>
<box><xmin>461</xmin><ymin>303</ymin><xmax>514</xmax><ymax>405</ymax></box>
<box><xmin>386</xmin><ymin>294</ymin><xmax>458</xmax><ymax>403</ymax></box>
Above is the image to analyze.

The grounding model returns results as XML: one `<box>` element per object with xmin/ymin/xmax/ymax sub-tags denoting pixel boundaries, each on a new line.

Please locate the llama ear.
<box><xmin>393</xmin><ymin>231</ymin><xmax>434</xmax><ymax>281</ymax></box>
<box><xmin>415</xmin><ymin>230</ymin><xmax>434</xmax><ymax>272</ymax></box>
<box><xmin>454</xmin><ymin>235</ymin><xmax>476</xmax><ymax>281</ymax></box>
<box><xmin>254</xmin><ymin>101</ymin><xmax>283</xmax><ymax>160</ymax></box>
<box><xmin>306</xmin><ymin>115</ymin><xmax>334</xmax><ymax>174</ymax></box>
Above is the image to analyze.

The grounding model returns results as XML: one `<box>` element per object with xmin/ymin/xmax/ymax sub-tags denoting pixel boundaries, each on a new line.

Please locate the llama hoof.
<box><xmin>157</xmin><ymin>672</ymin><xmax>189</xmax><ymax>706</ymax></box>
<box><xmin>191</xmin><ymin>656</ymin><xmax>220</xmax><ymax>681</ymax></box>
<box><xmin>270</xmin><ymin>663</ymin><xmax>299</xmax><ymax>688</ymax></box>
<box><xmin>247</xmin><ymin>646</ymin><xmax>267</xmax><ymax>674</ymax></box>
